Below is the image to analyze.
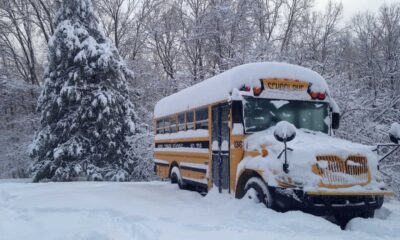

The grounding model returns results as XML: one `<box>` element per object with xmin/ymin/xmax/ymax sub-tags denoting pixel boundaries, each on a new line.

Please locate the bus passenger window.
<box><xmin>156</xmin><ymin>119</ymin><xmax>164</xmax><ymax>134</ymax></box>
<box><xmin>186</xmin><ymin>111</ymin><xmax>194</xmax><ymax>130</ymax></box>
<box><xmin>170</xmin><ymin>117</ymin><xmax>177</xmax><ymax>133</ymax></box>
<box><xmin>178</xmin><ymin>113</ymin><xmax>185</xmax><ymax>131</ymax></box>
<box><xmin>196</xmin><ymin>107</ymin><xmax>209</xmax><ymax>129</ymax></box>
<box><xmin>164</xmin><ymin>118</ymin><xmax>171</xmax><ymax>133</ymax></box>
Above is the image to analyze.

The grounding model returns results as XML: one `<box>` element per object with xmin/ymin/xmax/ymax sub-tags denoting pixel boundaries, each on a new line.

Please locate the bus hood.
<box><xmin>239</xmin><ymin>127</ymin><xmax>383</xmax><ymax>191</ymax></box>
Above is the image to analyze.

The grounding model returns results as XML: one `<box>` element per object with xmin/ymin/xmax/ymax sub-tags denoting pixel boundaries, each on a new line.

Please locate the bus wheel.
<box><xmin>334</xmin><ymin>215</ymin><xmax>353</xmax><ymax>230</ymax></box>
<box><xmin>335</xmin><ymin>210</ymin><xmax>374</xmax><ymax>230</ymax></box>
<box><xmin>170</xmin><ymin>166</ymin><xmax>185</xmax><ymax>189</ymax></box>
<box><xmin>361</xmin><ymin>209</ymin><xmax>375</xmax><ymax>218</ymax></box>
<box><xmin>244</xmin><ymin>177</ymin><xmax>273</xmax><ymax>208</ymax></box>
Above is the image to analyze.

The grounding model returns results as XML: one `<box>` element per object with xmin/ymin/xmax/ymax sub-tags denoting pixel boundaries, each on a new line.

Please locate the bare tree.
<box><xmin>249</xmin><ymin>0</ymin><xmax>283</xmax><ymax>57</ymax></box>
<box><xmin>27</xmin><ymin>0</ymin><xmax>56</xmax><ymax>43</ymax></box>
<box><xmin>320</xmin><ymin>0</ymin><xmax>343</xmax><ymax>62</ymax></box>
<box><xmin>293</xmin><ymin>0</ymin><xmax>342</xmax><ymax>68</ymax></box>
<box><xmin>377</xmin><ymin>3</ymin><xmax>400</xmax><ymax>96</ymax></box>
<box><xmin>0</xmin><ymin>0</ymin><xmax>40</xmax><ymax>84</ymax></box>
<box><xmin>280</xmin><ymin>0</ymin><xmax>313</xmax><ymax>53</ymax></box>
<box><xmin>96</xmin><ymin>0</ymin><xmax>135</xmax><ymax>50</ymax></box>
<box><xmin>179</xmin><ymin>0</ymin><xmax>208</xmax><ymax>82</ymax></box>
<box><xmin>95</xmin><ymin>0</ymin><xmax>159</xmax><ymax>60</ymax></box>
<box><xmin>149</xmin><ymin>2</ymin><xmax>182</xmax><ymax>81</ymax></box>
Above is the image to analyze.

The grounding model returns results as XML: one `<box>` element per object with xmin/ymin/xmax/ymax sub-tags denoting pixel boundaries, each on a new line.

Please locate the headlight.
<box><xmin>276</xmin><ymin>175</ymin><xmax>303</xmax><ymax>188</ymax></box>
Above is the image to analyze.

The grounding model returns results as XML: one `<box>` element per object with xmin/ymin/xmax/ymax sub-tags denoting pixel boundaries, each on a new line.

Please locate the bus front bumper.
<box><xmin>271</xmin><ymin>187</ymin><xmax>394</xmax><ymax>216</ymax></box>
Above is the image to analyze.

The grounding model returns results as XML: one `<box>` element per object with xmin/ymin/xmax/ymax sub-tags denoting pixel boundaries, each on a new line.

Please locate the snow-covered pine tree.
<box><xmin>30</xmin><ymin>0</ymin><xmax>153</xmax><ymax>182</ymax></box>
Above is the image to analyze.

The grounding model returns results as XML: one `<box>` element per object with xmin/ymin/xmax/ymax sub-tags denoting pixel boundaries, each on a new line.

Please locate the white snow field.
<box><xmin>0</xmin><ymin>181</ymin><xmax>399</xmax><ymax>240</ymax></box>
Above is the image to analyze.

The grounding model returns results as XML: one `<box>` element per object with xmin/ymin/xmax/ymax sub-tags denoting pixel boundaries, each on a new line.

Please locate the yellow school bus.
<box><xmin>153</xmin><ymin>62</ymin><xmax>394</xmax><ymax>226</ymax></box>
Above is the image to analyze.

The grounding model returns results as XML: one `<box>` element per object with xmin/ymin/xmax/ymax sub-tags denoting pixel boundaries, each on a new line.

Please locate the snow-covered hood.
<box><xmin>245</xmin><ymin>128</ymin><xmax>376</xmax><ymax>159</ymax></box>
<box><xmin>240</xmin><ymin>127</ymin><xmax>380</xmax><ymax>189</ymax></box>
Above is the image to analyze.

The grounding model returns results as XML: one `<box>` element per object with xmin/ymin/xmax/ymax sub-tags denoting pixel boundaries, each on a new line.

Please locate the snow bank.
<box><xmin>346</xmin><ymin>202</ymin><xmax>400</xmax><ymax>238</ymax></box>
<box><xmin>154</xmin><ymin>62</ymin><xmax>330</xmax><ymax>118</ymax></box>
<box><xmin>0</xmin><ymin>182</ymin><xmax>399</xmax><ymax>240</ymax></box>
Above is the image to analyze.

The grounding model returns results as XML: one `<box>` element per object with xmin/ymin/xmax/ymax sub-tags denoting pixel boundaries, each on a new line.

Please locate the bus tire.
<box><xmin>334</xmin><ymin>210</ymin><xmax>374</xmax><ymax>230</ymax></box>
<box><xmin>334</xmin><ymin>215</ymin><xmax>352</xmax><ymax>230</ymax></box>
<box><xmin>244</xmin><ymin>177</ymin><xmax>274</xmax><ymax>208</ymax></box>
<box><xmin>170</xmin><ymin>166</ymin><xmax>185</xmax><ymax>189</ymax></box>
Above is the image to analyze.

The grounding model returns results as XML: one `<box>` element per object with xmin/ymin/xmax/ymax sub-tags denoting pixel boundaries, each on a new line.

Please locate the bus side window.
<box><xmin>164</xmin><ymin>118</ymin><xmax>171</xmax><ymax>133</ymax></box>
<box><xmin>178</xmin><ymin>113</ymin><xmax>185</xmax><ymax>131</ymax></box>
<box><xmin>170</xmin><ymin>116</ymin><xmax>177</xmax><ymax>133</ymax></box>
<box><xmin>195</xmin><ymin>107</ymin><xmax>208</xmax><ymax>130</ymax></box>
<box><xmin>156</xmin><ymin>119</ymin><xmax>164</xmax><ymax>134</ymax></box>
<box><xmin>186</xmin><ymin>111</ymin><xmax>194</xmax><ymax>130</ymax></box>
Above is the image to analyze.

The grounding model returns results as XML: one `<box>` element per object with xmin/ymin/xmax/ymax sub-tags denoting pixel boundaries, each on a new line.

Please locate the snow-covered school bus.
<box><xmin>153</xmin><ymin>62</ymin><xmax>396</xmax><ymax>225</ymax></box>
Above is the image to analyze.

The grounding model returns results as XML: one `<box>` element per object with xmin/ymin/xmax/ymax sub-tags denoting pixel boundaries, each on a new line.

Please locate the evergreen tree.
<box><xmin>30</xmin><ymin>0</ymin><xmax>152</xmax><ymax>182</ymax></box>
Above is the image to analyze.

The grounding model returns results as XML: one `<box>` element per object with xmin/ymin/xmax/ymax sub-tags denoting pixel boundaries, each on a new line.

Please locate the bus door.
<box><xmin>211</xmin><ymin>103</ymin><xmax>230</xmax><ymax>193</ymax></box>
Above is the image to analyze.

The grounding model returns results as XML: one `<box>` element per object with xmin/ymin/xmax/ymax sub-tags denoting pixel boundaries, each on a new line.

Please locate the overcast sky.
<box><xmin>314</xmin><ymin>0</ymin><xmax>396</xmax><ymax>22</ymax></box>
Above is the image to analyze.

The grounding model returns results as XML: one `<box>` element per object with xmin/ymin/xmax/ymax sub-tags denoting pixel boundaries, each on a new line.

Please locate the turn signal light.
<box><xmin>241</xmin><ymin>85</ymin><xmax>251</xmax><ymax>92</ymax></box>
<box><xmin>310</xmin><ymin>92</ymin><xmax>319</xmax><ymax>100</ymax></box>
<box><xmin>260</xmin><ymin>144</ymin><xmax>268</xmax><ymax>157</ymax></box>
<box><xmin>309</xmin><ymin>91</ymin><xmax>326</xmax><ymax>100</ymax></box>
<box><xmin>261</xmin><ymin>148</ymin><xmax>268</xmax><ymax>157</ymax></box>
<box><xmin>317</xmin><ymin>92</ymin><xmax>326</xmax><ymax>100</ymax></box>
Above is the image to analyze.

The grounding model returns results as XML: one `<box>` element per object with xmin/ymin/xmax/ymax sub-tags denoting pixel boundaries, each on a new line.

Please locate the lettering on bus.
<box><xmin>233</xmin><ymin>141</ymin><xmax>243</xmax><ymax>149</ymax></box>
<box><xmin>155</xmin><ymin>141</ymin><xmax>209</xmax><ymax>149</ymax></box>
<box><xmin>263</xmin><ymin>79</ymin><xmax>309</xmax><ymax>91</ymax></box>
<box><xmin>156</xmin><ymin>143</ymin><xmax>184</xmax><ymax>149</ymax></box>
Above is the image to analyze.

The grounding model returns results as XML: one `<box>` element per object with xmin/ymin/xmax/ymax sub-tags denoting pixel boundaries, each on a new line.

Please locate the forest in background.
<box><xmin>0</xmin><ymin>0</ymin><xmax>399</xmax><ymax>192</ymax></box>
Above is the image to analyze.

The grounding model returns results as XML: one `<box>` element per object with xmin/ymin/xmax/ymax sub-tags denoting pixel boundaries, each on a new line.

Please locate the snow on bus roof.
<box><xmin>154</xmin><ymin>62</ymin><xmax>330</xmax><ymax>118</ymax></box>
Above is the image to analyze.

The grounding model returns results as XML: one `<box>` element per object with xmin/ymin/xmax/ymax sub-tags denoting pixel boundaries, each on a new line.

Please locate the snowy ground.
<box><xmin>0</xmin><ymin>181</ymin><xmax>399</xmax><ymax>240</ymax></box>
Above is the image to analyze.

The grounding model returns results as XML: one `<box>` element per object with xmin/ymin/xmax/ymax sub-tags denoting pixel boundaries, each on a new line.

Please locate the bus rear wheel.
<box><xmin>244</xmin><ymin>177</ymin><xmax>274</xmax><ymax>208</ymax></box>
<box><xmin>170</xmin><ymin>166</ymin><xmax>185</xmax><ymax>189</ymax></box>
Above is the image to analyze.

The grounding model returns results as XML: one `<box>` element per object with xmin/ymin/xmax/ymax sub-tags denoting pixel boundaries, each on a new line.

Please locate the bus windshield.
<box><xmin>243</xmin><ymin>97</ymin><xmax>329</xmax><ymax>134</ymax></box>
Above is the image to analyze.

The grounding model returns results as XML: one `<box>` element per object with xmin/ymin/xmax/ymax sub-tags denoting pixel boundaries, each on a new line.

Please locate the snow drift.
<box><xmin>0</xmin><ymin>181</ymin><xmax>399</xmax><ymax>240</ymax></box>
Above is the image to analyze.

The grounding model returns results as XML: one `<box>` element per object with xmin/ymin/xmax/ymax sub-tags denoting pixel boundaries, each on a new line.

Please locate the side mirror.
<box><xmin>274</xmin><ymin>121</ymin><xmax>296</xmax><ymax>143</ymax></box>
<box><xmin>274</xmin><ymin>121</ymin><xmax>296</xmax><ymax>174</ymax></box>
<box><xmin>390</xmin><ymin>134</ymin><xmax>399</xmax><ymax>144</ymax></box>
<box><xmin>389</xmin><ymin>122</ymin><xmax>400</xmax><ymax>144</ymax></box>
<box><xmin>332</xmin><ymin>112</ymin><xmax>340</xmax><ymax>130</ymax></box>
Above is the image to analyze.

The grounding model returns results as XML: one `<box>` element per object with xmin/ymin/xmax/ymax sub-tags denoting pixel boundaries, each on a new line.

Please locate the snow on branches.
<box><xmin>30</xmin><ymin>0</ymin><xmax>153</xmax><ymax>182</ymax></box>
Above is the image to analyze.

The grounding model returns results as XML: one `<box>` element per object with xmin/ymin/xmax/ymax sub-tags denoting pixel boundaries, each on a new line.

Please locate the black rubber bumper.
<box><xmin>270</xmin><ymin>187</ymin><xmax>384</xmax><ymax>216</ymax></box>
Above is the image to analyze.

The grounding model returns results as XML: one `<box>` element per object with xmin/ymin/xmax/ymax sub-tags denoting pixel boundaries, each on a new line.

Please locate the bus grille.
<box><xmin>314</xmin><ymin>155</ymin><xmax>370</xmax><ymax>187</ymax></box>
